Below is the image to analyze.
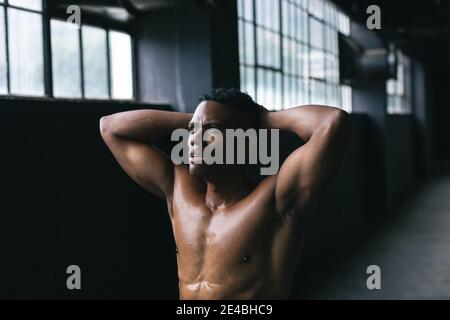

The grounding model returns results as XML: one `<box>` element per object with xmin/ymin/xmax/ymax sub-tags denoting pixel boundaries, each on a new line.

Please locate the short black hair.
<box><xmin>199</xmin><ymin>87</ymin><xmax>261</xmax><ymax>115</ymax></box>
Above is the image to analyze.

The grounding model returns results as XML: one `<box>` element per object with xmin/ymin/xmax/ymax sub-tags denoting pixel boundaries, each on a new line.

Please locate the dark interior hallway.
<box><xmin>304</xmin><ymin>167</ymin><xmax>450</xmax><ymax>299</ymax></box>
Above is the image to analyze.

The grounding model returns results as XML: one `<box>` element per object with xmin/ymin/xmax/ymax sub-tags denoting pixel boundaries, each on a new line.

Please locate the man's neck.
<box><xmin>203</xmin><ymin>168</ymin><xmax>254</xmax><ymax>212</ymax></box>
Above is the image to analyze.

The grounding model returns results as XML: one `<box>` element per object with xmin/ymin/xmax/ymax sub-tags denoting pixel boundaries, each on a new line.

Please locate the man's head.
<box><xmin>188</xmin><ymin>88</ymin><xmax>261</xmax><ymax>179</ymax></box>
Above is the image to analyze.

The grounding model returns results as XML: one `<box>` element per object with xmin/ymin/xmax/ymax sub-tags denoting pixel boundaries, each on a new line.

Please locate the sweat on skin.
<box><xmin>170</xmin><ymin>121</ymin><xmax>280</xmax><ymax>175</ymax></box>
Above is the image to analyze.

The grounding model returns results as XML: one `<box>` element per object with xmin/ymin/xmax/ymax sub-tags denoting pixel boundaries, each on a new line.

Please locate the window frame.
<box><xmin>237</xmin><ymin>0</ymin><xmax>352</xmax><ymax>112</ymax></box>
<box><xmin>0</xmin><ymin>0</ymin><xmax>137</xmax><ymax>101</ymax></box>
<box><xmin>0</xmin><ymin>0</ymin><xmax>45</xmax><ymax>96</ymax></box>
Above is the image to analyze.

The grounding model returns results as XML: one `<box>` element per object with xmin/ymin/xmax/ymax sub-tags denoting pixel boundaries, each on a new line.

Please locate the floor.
<box><xmin>304</xmin><ymin>171</ymin><xmax>450</xmax><ymax>299</ymax></box>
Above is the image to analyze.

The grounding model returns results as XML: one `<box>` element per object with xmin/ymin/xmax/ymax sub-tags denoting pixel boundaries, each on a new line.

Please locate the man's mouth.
<box><xmin>189</xmin><ymin>157</ymin><xmax>203</xmax><ymax>164</ymax></box>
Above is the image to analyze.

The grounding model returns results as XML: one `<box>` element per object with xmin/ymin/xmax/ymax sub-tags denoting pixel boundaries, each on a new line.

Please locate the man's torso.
<box><xmin>168</xmin><ymin>168</ymin><xmax>306</xmax><ymax>299</ymax></box>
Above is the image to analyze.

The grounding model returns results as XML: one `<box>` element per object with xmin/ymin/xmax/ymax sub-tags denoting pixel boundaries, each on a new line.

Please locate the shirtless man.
<box><xmin>99</xmin><ymin>88</ymin><xmax>352</xmax><ymax>299</ymax></box>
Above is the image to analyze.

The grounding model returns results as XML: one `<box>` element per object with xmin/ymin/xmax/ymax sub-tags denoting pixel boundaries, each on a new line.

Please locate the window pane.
<box><xmin>310</xmin><ymin>79</ymin><xmax>317</xmax><ymax>104</ymax></box>
<box><xmin>255</xmin><ymin>0</ymin><xmax>265</xmax><ymax>28</ymax></box>
<box><xmin>282</xmin><ymin>75</ymin><xmax>289</xmax><ymax>107</ymax></box>
<box><xmin>8</xmin><ymin>8</ymin><xmax>44</xmax><ymax>96</ymax></box>
<box><xmin>296</xmin><ymin>42</ymin><xmax>303</xmax><ymax>76</ymax></box>
<box><xmin>304</xmin><ymin>78</ymin><xmax>311</xmax><ymax>104</ymax></box>
<box><xmin>315</xmin><ymin>81</ymin><xmax>325</xmax><ymax>104</ymax></box>
<box><xmin>51</xmin><ymin>20</ymin><xmax>81</xmax><ymax>98</ymax></box>
<box><xmin>387</xmin><ymin>79</ymin><xmax>395</xmax><ymax>95</ymax></box>
<box><xmin>256</xmin><ymin>0</ymin><xmax>277</xmax><ymax>32</ymax></box>
<box><xmin>272</xmin><ymin>31</ymin><xmax>280</xmax><ymax>69</ymax></box>
<box><xmin>109</xmin><ymin>31</ymin><xmax>133</xmax><ymax>100</ymax></box>
<box><xmin>9</xmin><ymin>0</ymin><xmax>42</xmax><ymax>11</ymax></box>
<box><xmin>283</xmin><ymin>39</ymin><xmax>292</xmax><ymax>75</ymax></box>
<box><xmin>310</xmin><ymin>18</ymin><xmax>324</xmax><ymax>49</ymax></box>
<box><xmin>243</xmin><ymin>66</ymin><xmax>256</xmax><ymax>99</ymax></box>
<box><xmin>294</xmin><ymin>6</ymin><xmax>301</xmax><ymax>41</ymax></box>
<box><xmin>267</xmin><ymin>70</ymin><xmax>274</xmax><ymax>109</ymax></box>
<box><xmin>256</xmin><ymin>27</ymin><xmax>265</xmax><ymax>65</ymax></box>
<box><xmin>289</xmin><ymin>3</ymin><xmax>295</xmax><ymax>39</ymax></box>
<box><xmin>82</xmin><ymin>25</ymin><xmax>108</xmax><ymax>99</ymax></box>
<box><xmin>309</xmin><ymin>0</ymin><xmax>323</xmax><ymax>19</ymax></box>
<box><xmin>257</xmin><ymin>29</ymin><xmax>280</xmax><ymax>68</ymax></box>
<box><xmin>397</xmin><ymin>64</ymin><xmax>404</xmax><ymax>95</ymax></box>
<box><xmin>240</xmin><ymin>65</ymin><xmax>245</xmax><ymax>89</ymax></box>
<box><xmin>285</xmin><ymin>76</ymin><xmax>293</xmax><ymax>108</ymax></box>
<box><xmin>323</xmin><ymin>1</ymin><xmax>330</xmax><ymax>24</ymax></box>
<box><xmin>237</xmin><ymin>0</ymin><xmax>243</xmax><ymax>18</ymax></box>
<box><xmin>300</xmin><ymin>9</ymin><xmax>308</xmax><ymax>43</ymax></box>
<box><xmin>339</xmin><ymin>12</ymin><xmax>350</xmax><ymax>36</ymax></box>
<box><xmin>324</xmin><ymin>53</ymin><xmax>334</xmax><ymax>82</ymax></box>
<box><xmin>249</xmin><ymin>67</ymin><xmax>256</xmax><ymax>99</ymax></box>
<box><xmin>324</xmin><ymin>25</ymin><xmax>331</xmax><ymax>52</ymax></box>
<box><xmin>326</xmin><ymin>83</ymin><xmax>333</xmax><ymax>105</ymax></box>
<box><xmin>244</xmin><ymin>21</ymin><xmax>255</xmax><ymax>65</ymax></box>
<box><xmin>299</xmin><ymin>77</ymin><xmax>307</xmax><ymax>104</ymax></box>
<box><xmin>282</xmin><ymin>1</ymin><xmax>289</xmax><ymax>37</ymax></box>
<box><xmin>342</xmin><ymin>84</ymin><xmax>352</xmax><ymax>112</ymax></box>
<box><xmin>272</xmin><ymin>0</ymin><xmax>280</xmax><ymax>32</ymax></box>
<box><xmin>238</xmin><ymin>20</ymin><xmax>244</xmax><ymax>63</ymax></box>
<box><xmin>0</xmin><ymin>8</ymin><xmax>7</xmax><ymax>94</ymax></box>
<box><xmin>274</xmin><ymin>72</ymin><xmax>282</xmax><ymax>110</ymax></box>
<box><xmin>332</xmin><ymin>28</ymin><xmax>338</xmax><ymax>55</ymax></box>
<box><xmin>257</xmin><ymin>69</ymin><xmax>269</xmax><ymax>108</ymax></box>
<box><xmin>310</xmin><ymin>48</ymin><xmax>324</xmax><ymax>79</ymax></box>
<box><xmin>264</xmin><ymin>0</ymin><xmax>273</xmax><ymax>30</ymax></box>
<box><xmin>243</xmin><ymin>0</ymin><xmax>253</xmax><ymax>21</ymax></box>
<box><xmin>300</xmin><ymin>44</ymin><xmax>309</xmax><ymax>78</ymax></box>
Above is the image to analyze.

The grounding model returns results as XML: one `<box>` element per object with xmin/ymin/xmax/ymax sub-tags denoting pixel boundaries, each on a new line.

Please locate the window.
<box><xmin>0</xmin><ymin>8</ymin><xmax>7</xmax><ymax>94</ymax></box>
<box><xmin>0</xmin><ymin>0</ymin><xmax>134</xmax><ymax>100</ymax></box>
<box><xmin>109</xmin><ymin>31</ymin><xmax>133</xmax><ymax>100</ymax></box>
<box><xmin>387</xmin><ymin>51</ymin><xmax>410</xmax><ymax>114</ymax></box>
<box><xmin>51</xmin><ymin>20</ymin><xmax>81</xmax><ymax>98</ymax></box>
<box><xmin>51</xmin><ymin>19</ymin><xmax>134</xmax><ymax>100</ymax></box>
<box><xmin>0</xmin><ymin>0</ymin><xmax>45</xmax><ymax>96</ymax></box>
<box><xmin>238</xmin><ymin>0</ymin><xmax>352</xmax><ymax>112</ymax></box>
<box><xmin>83</xmin><ymin>26</ymin><xmax>108</xmax><ymax>99</ymax></box>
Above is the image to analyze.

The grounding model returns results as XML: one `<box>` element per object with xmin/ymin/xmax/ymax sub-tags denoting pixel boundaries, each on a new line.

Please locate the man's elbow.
<box><xmin>325</xmin><ymin>109</ymin><xmax>352</xmax><ymax>141</ymax></box>
<box><xmin>99</xmin><ymin>115</ymin><xmax>115</xmax><ymax>139</ymax></box>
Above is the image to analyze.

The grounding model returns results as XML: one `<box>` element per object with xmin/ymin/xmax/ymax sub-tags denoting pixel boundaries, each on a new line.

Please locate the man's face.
<box><xmin>187</xmin><ymin>100</ymin><xmax>251</xmax><ymax>178</ymax></box>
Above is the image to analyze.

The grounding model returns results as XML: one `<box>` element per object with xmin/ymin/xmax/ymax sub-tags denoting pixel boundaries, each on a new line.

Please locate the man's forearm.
<box><xmin>100</xmin><ymin>110</ymin><xmax>192</xmax><ymax>143</ymax></box>
<box><xmin>264</xmin><ymin>105</ymin><xmax>348</xmax><ymax>142</ymax></box>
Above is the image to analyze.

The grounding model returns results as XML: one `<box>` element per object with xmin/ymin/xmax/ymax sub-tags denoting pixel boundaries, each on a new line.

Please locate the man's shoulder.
<box><xmin>245</xmin><ymin>175</ymin><xmax>278</xmax><ymax>205</ymax></box>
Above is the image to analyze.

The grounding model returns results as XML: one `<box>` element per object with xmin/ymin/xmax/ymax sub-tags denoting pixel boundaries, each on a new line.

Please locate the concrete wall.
<box><xmin>411</xmin><ymin>60</ymin><xmax>432</xmax><ymax>178</ymax></box>
<box><xmin>133</xmin><ymin>1</ymin><xmax>239</xmax><ymax>113</ymax></box>
<box><xmin>386</xmin><ymin>115</ymin><xmax>414</xmax><ymax>203</ymax></box>
<box><xmin>0</xmin><ymin>98</ymin><xmax>178</xmax><ymax>298</ymax></box>
<box><xmin>133</xmin><ymin>5</ymin><xmax>213</xmax><ymax>112</ymax></box>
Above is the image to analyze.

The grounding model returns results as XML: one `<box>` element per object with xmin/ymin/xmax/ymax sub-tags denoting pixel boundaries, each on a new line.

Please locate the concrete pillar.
<box><xmin>350</xmin><ymin>21</ymin><xmax>389</xmax><ymax>217</ymax></box>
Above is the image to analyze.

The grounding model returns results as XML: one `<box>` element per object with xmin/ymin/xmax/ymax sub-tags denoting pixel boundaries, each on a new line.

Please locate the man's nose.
<box><xmin>190</xmin><ymin>129</ymin><xmax>203</xmax><ymax>146</ymax></box>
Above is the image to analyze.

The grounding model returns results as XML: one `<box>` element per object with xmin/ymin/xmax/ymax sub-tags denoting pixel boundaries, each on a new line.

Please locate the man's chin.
<box><xmin>189</xmin><ymin>163</ymin><xmax>209</xmax><ymax>178</ymax></box>
<box><xmin>189</xmin><ymin>162</ymin><xmax>223</xmax><ymax>177</ymax></box>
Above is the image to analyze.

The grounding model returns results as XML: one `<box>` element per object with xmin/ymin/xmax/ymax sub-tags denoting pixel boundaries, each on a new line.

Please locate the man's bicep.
<box><xmin>102</xmin><ymin>134</ymin><xmax>174</xmax><ymax>199</ymax></box>
<box><xmin>275</xmin><ymin>129</ymin><xmax>346</xmax><ymax>214</ymax></box>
